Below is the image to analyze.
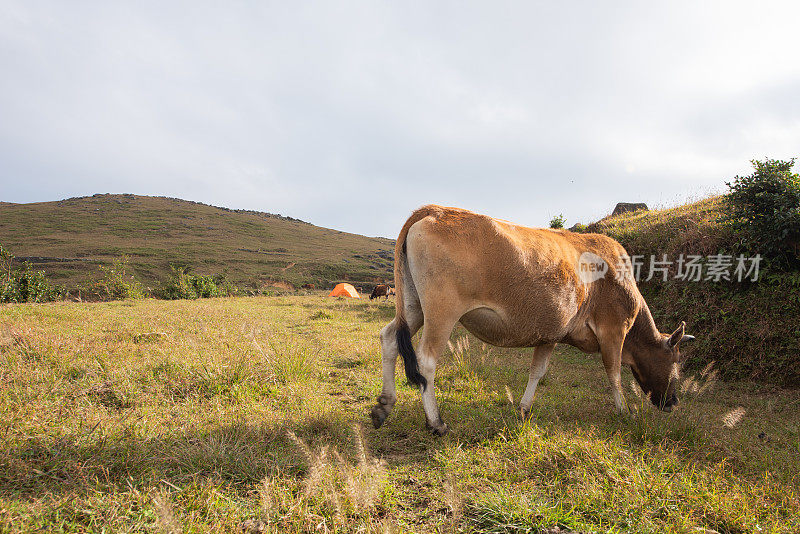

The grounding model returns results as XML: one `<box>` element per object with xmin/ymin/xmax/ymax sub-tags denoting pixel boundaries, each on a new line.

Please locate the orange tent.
<box><xmin>328</xmin><ymin>283</ymin><xmax>360</xmax><ymax>298</ymax></box>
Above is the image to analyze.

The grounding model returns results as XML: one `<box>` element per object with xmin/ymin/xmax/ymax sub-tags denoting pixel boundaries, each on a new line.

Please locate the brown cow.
<box><xmin>370</xmin><ymin>284</ymin><xmax>391</xmax><ymax>300</ymax></box>
<box><xmin>301</xmin><ymin>283</ymin><xmax>315</xmax><ymax>290</ymax></box>
<box><xmin>370</xmin><ymin>205</ymin><xmax>694</xmax><ymax>435</ymax></box>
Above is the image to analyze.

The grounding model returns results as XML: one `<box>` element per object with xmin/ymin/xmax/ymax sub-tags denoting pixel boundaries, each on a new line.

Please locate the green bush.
<box><xmin>161</xmin><ymin>267</ymin><xmax>235</xmax><ymax>300</ymax></box>
<box><xmin>191</xmin><ymin>274</ymin><xmax>220</xmax><ymax>298</ymax></box>
<box><xmin>162</xmin><ymin>266</ymin><xmax>200</xmax><ymax>300</ymax></box>
<box><xmin>97</xmin><ymin>256</ymin><xmax>147</xmax><ymax>300</ymax></box>
<box><xmin>723</xmin><ymin>158</ymin><xmax>800</xmax><ymax>268</ymax></box>
<box><xmin>0</xmin><ymin>244</ymin><xmax>13</xmax><ymax>301</ymax></box>
<box><xmin>16</xmin><ymin>264</ymin><xmax>61</xmax><ymax>302</ymax></box>
<box><xmin>0</xmin><ymin>245</ymin><xmax>62</xmax><ymax>303</ymax></box>
<box><xmin>549</xmin><ymin>214</ymin><xmax>566</xmax><ymax>229</ymax></box>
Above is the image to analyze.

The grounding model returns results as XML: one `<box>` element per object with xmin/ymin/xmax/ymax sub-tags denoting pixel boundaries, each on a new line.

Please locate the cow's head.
<box><xmin>627</xmin><ymin>321</ymin><xmax>695</xmax><ymax>411</ymax></box>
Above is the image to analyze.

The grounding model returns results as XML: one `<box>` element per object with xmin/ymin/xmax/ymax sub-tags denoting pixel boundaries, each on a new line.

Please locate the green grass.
<box><xmin>1</xmin><ymin>296</ymin><xmax>798</xmax><ymax>532</ymax></box>
<box><xmin>0</xmin><ymin>194</ymin><xmax>395</xmax><ymax>291</ymax></box>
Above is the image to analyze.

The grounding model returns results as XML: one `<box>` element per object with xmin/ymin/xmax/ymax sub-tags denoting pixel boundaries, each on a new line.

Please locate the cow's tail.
<box><xmin>396</xmin><ymin>319</ymin><xmax>424</xmax><ymax>389</ymax></box>
<box><xmin>394</xmin><ymin>206</ymin><xmax>441</xmax><ymax>390</ymax></box>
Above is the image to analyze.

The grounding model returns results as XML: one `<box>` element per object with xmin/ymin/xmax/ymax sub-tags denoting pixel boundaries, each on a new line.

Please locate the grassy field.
<box><xmin>0</xmin><ymin>194</ymin><xmax>395</xmax><ymax>290</ymax></box>
<box><xmin>1</xmin><ymin>295</ymin><xmax>799</xmax><ymax>533</ymax></box>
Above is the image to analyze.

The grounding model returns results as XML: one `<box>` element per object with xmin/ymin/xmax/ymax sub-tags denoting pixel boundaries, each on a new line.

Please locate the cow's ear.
<box><xmin>667</xmin><ymin>321</ymin><xmax>686</xmax><ymax>348</ymax></box>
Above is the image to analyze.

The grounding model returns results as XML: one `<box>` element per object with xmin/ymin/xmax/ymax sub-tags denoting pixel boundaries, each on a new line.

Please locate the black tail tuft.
<box><xmin>397</xmin><ymin>320</ymin><xmax>427</xmax><ymax>389</ymax></box>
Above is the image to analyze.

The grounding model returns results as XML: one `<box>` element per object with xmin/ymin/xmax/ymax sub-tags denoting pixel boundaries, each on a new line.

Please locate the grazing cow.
<box><xmin>301</xmin><ymin>283</ymin><xmax>315</xmax><ymax>290</ymax></box>
<box><xmin>370</xmin><ymin>205</ymin><xmax>695</xmax><ymax>436</ymax></box>
<box><xmin>370</xmin><ymin>284</ymin><xmax>391</xmax><ymax>300</ymax></box>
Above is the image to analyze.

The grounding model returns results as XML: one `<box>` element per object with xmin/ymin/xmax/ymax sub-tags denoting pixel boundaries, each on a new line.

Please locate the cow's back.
<box><xmin>403</xmin><ymin>206</ymin><xmax>636</xmax><ymax>346</ymax></box>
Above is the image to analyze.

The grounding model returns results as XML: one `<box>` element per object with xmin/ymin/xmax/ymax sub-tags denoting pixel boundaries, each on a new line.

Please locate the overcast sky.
<box><xmin>1</xmin><ymin>2</ymin><xmax>799</xmax><ymax>237</ymax></box>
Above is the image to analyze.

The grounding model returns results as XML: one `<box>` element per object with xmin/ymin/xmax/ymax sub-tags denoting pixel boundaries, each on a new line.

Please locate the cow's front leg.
<box><xmin>519</xmin><ymin>343</ymin><xmax>555</xmax><ymax>417</ymax></box>
<box><xmin>599</xmin><ymin>330</ymin><xmax>627</xmax><ymax>413</ymax></box>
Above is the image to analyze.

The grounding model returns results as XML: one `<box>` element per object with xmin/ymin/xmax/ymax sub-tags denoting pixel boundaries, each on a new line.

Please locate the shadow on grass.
<box><xmin>0</xmin><ymin>398</ymin><xmax>756</xmax><ymax>530</ymax></box>
<box><xmin>0</xmin><ymin>368</ymin><xmax>754</xmax><ymax>508</ymax></box>
<box><xmin>0</xmin><ymin>413</ymin><xmax>371</xmax><ymax>500</ymax></box>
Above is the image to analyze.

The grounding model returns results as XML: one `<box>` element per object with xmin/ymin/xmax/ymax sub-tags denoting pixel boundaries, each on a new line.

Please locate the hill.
<box><xmin>0</xmin><ymin>194</ymin><xmax>395</xmax><ymax>291</ymax></box>
<box><xmin>587</xmin><ymin>196</ymin><xmax>800</xmax><ymax>386</ymax></box>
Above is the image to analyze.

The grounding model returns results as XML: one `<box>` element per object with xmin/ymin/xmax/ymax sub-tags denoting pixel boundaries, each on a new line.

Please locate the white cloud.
<box><xmin>1</xmin><ymin>1</ymin><xmax>799</xmax><ymax>236</ymax></box>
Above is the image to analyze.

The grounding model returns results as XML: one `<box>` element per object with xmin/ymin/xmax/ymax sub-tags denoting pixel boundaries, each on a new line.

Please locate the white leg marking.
<box><xmin>371</xmin><ymin>311</ymin><xmax>423</xmax><ymax>429</ymax></box>
<box><xmin>519</xmin><ymin>344</ymin><xmax>554</xmax><ymax>414</ymax></box>
<box><xmin>412</xmin><ymin>313</ymin><xmax>457</xmax><ymax>436</ymax></box>
<box><xmin>378</xmin><ymin>322</ymin><xmax>399</xmax><ymax>404</ymax></box>
<box><xmin>371</xmin><ymin>321</ymin><xmax>399</xmax><ymax>428</ymax></box>
<box><xmin>418</xmin><ymin>352</ymin><xmax>448</xmax><ymax>435</ymax></box>
<box><xmin>607</xmin><ymin>371</ymin><xmax>626</xmax><ymax>413</ymax></box>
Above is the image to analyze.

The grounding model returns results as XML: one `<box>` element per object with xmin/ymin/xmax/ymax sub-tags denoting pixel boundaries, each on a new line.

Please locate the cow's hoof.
<box><xmin>425</xmin><ymin>419</ymin><xmax>449</xmax><ymax>436</ymax></box>
<box><xmin>370</xmin><ymin>404</ymin><xmax>389</xmax><ymax>429</ymax></box>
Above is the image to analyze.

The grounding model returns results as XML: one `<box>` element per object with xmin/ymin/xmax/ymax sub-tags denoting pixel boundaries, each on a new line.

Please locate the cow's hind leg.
<box><xmin>519</xmin><ymin>343</ymin><xmax>555</xmax><ymax>417</ymax></box>
<box><xmin>370</xmin><ymin>310</ymin><xmax>423</xmax><ymax>428</ymax></box>
<box><xmin>416</xmin><ymin>314</ymin><xmax>460</xmax><ymax>436</ymax></box>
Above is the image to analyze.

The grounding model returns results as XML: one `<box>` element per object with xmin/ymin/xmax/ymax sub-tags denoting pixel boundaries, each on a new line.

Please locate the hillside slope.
<box><xmin>0</xmin><ymin>194</ymin><xmax>395</xmax><ymax>290</ymax></box>
<box><xmin>587</xmin><ymin>196</ymin><xmax>730</xmax><ymax>259</ymax></box>
<box><xmin>588</xmin><ymin>196</ymin><xmax>800</xmax><ymax>386</ymax></box>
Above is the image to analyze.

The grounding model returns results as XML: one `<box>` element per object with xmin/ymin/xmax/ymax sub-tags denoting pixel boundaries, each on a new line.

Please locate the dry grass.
<box><xmin>587</xmin><ymin>195</ymin><xmax>729</xmax><ymax>259</ymax></box>
<box><xmin>1</xmin><ymin>296</ymin><xmax>798</xmax><ymax>532</ymax></box>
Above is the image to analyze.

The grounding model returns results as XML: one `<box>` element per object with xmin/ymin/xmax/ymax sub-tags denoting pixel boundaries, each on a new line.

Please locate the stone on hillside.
<box><xmin>612</xmin><ymin>202</ymin><xmax>648</xmax><ymax>216</ymax></box>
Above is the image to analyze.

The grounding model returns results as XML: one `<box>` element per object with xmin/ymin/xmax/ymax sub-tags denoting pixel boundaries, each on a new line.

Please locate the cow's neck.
<box><xmin>625</xmin><ymin>298</ymin><xmax>663</xmax><ymax>349</ymax></box>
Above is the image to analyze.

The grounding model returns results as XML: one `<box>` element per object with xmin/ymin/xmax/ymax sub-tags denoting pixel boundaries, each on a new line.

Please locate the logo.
<box><xmin>577</xmin><ymin>252</ymin><xmax>608</xmax><ymax>283</ymax></box>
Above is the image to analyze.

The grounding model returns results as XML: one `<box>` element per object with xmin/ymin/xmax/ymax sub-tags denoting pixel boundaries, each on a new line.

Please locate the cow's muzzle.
<box><xmin>655</xmin><ymin>393</ymin><xmax>678</xmax><ymax>412</ymax></box>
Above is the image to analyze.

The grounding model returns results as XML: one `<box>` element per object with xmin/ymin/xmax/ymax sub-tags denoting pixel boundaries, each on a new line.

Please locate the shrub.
<box><xmin>549</xmin><ymin>214</ymin><xmax>566</xmax><ymax>229</ymax></box>
<box><xmin>0</xmin><ymin>256</ymin><xmax>62</xmax><ymax>304</ymax></box>
<box><xmin>212</xmin><ymin>274</ymin><xmax>239</xmax><ymax>297</ymax></box>
<box><xmin>97</xmin><ymin>256</ymin><xmax>147</xmax><ymax>300</ymax></box>
<box><xmin>191</xmin><ymin>274</ymin><xmax>220</xmax><ymax>298</ymax></box>
<box><xmin>161</xmin><ymin>267</ymin><xmax>235</xmax><ymax>299</ymax></box>
<box><xmin>162</xmin><ymin>266</ymin><xmax>200</xmax><ymax>300</ymax></box>
<box><xmin>723</xmin><ymin>158</ymin><xmax>800</xmax><ymax>268</ymax></box>
<box><xmin>15</xmin><ymin>264</ymin><xmax>61</xmax><ymax>302</ymax></box>
<box><xmin>0</xmin><ymin>244</ymin><xmax>13</xmax><ymax>301</ymax></box>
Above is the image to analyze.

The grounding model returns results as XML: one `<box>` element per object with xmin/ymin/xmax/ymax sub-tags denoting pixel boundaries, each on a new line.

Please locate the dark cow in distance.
<box><xmin>301</xmin><ymin>283</ymin><xmax>315</xmax><ymax>290</ymax></box>
<box><xmin>370</xmin><ymin>284</ymin><xmax>392</xmax><ymax>300</ymax></box>
<box><xmin>370</xmin><ymin>205</ymin><xmax>695</xmax><ymax>436</ymax></box>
